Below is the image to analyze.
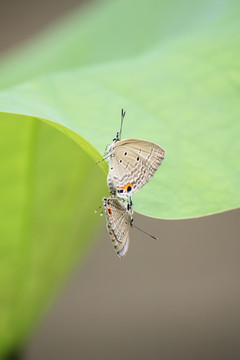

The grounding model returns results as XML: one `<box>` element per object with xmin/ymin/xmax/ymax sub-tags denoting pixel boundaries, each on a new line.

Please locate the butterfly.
<box><xmin>99</xmin><ymin>196</ymin><xmax>157</xmax><ymax>258</ymax></box>
<box><xmin>101</xmin><ymin>110</ymin><xmax>165</xmax><ymax>198</ymax></box>
<box><xmin>102</xmin><ymin>197</ymin><xmax>133</xmax><ymax>258</ymax></box>
<box><xmin>96</xmin><ymin>110</ymin><xmax>162</xmax><ymax>257</ymax></box>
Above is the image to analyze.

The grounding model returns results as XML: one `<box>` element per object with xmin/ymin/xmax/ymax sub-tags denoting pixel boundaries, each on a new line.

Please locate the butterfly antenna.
<box><xmin>119</xmin><ymin>109</ymin><xmax>126</xmax><ymax>140</ymax></box>
<box><xmin>131</xmin><ymin>220</ymin><xmax>158</xmax><ymax>240</ymax></box>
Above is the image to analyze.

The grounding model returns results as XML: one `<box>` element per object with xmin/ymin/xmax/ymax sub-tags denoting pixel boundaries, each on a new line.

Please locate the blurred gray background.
<box><xmin>1</xmin><ymin>1</ymin><xmax>239</xmax><ymax>359</ymax></box>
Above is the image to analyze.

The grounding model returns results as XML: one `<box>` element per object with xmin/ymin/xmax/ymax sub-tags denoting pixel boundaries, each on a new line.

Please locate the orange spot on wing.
<box><xmin>118</xmin><ymin>183</ymin><xmax>133</xmax><ymax>192</ymax></box>
<box><xmin>108</xmin><ymin>207</ymin><xmax>113</xmax><ymax>216</ymax></box>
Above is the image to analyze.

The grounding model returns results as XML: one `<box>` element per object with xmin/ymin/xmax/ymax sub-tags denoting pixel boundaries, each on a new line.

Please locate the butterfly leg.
<box><xmin>96</xmin><ymin>153</ymin><xmax>111</xmax><ymax>164</ymax></box>
<box><xmin>94</xmin><ymin>204</ymin><xmax>104</xmax><ymax>216</ymax></box>
<box><xmin>104</xmin><ymin>143</ymin><xmax>111</xmax><ymax>157</ymax></box>
<box><xmin>96</xmin><ymin>144</ymin><xmax>112</xmax><ymax>164</ymax></box>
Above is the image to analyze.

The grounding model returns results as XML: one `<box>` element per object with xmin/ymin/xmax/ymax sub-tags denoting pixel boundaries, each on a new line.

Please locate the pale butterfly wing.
<box><xmin>107</xmin><ymin>139</ymin><xmax>165</xmax><ymax>197</ymax></box>
<box><xmin>103</xmin><ymin>197</ymin><xmax>131</xmax><ymax>258</ymax></box>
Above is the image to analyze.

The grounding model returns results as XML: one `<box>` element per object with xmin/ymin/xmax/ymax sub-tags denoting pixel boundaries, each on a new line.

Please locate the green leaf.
<box><xmin>0</xmin><ymin>113</ymin><xmax>107</xmax><ymax>355</ymax></box>
<box><xmin>0</xmin><ymin>26</ymin><xmax>240</xmax><ymax>218</ymax></box>
<box><xmin>0</xmin><ymin>0</ymin><xmax>240</xmax><ymax>355</ymax></box>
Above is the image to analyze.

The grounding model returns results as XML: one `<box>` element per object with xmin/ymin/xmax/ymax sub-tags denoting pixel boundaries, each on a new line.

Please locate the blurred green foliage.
<box><xmin>0</xmin><ymin>114</ymin><xmax>107</xmax><ymax>355</ymax></box>
<box><xmin>0</xmin><ymin>0</ymin><xmax>239</xmax><ymax>355</ymax></box>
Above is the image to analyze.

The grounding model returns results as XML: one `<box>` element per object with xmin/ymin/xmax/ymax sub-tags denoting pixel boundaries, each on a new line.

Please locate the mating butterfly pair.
<box><xmin>98</xmin><ymin>110</ymin><xmax>165</xmax><ymax>258</ymax></box>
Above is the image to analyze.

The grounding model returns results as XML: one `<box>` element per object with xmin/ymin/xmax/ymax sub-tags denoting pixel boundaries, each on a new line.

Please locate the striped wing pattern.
<box><xmin>107</xmin><ymin>139</ymin><xmax>165</xmax><ymax>197</ymax></box>
<box><xmin>103</xmin><ymin>197</ymin><xmax>131</xmax><ymax>258</ymax></box>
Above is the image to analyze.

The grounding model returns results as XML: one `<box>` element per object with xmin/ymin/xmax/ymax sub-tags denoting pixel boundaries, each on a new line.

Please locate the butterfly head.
<box><xmin>112</xmin><ymin>131</ymin><xmax>120</xmax><ymax>143</ymax></box>
<box><xmin>102</xmin><ymin>197</ymin><xmax>114</xmax><ymax>217</ymax></box>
